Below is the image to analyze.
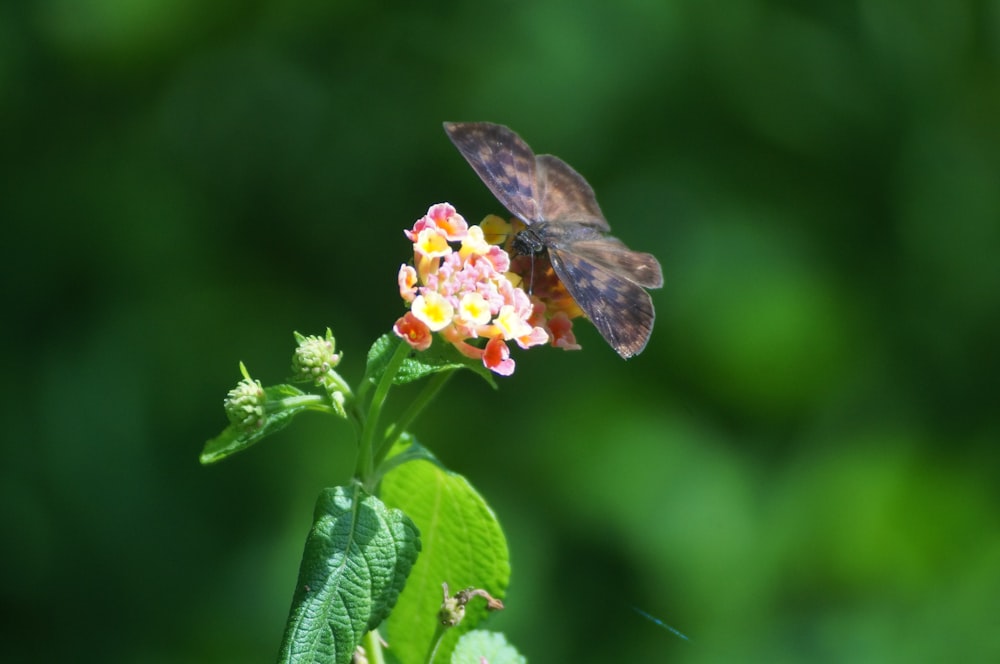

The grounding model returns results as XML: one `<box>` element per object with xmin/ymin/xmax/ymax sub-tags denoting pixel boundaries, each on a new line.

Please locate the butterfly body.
<box><xmin>444</xmin><ymin>122</ymin><xmax>663</xmax><ymax>358</ymax></box>
<box><xmin>511</xmin><ymin>222</ymin><xmax>602</xmax><ymax>256</ymax></box>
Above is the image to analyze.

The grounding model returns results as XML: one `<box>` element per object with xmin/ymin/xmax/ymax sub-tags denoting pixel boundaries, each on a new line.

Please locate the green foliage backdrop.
<box><xmin>2</xmin><ymin>0</ymin><xmax>998</xmax><ymax>661</ymax></box>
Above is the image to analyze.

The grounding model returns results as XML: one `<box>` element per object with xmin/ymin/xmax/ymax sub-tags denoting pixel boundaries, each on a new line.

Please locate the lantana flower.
<box><xmin>393</xmin><ymin>203</ymin><xmax>582</xmax><ymax>375</ymax></box>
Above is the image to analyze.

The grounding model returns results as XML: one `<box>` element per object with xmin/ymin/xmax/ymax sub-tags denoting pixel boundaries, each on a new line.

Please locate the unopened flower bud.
<box><xmin>224</xmin><ymin>364</ymin><xmax>266</xmax><ymax>431</ymax></box>
<box><xmin>292</xmin><ymin>329</ymin><xmax>342</xmax><ymax>384</ymax></box>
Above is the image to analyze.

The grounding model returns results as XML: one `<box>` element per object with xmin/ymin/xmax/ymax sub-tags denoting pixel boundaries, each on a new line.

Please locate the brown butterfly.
<box><xmin>443</xmin><ymin>121</ymin><xmax>663</xmax><ymax>358</ymax></box>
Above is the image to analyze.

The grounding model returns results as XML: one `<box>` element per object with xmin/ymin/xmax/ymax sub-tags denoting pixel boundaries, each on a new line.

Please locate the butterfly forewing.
<box><xmin>443</xmin><ymin>122</ymin><xmax>540</xmax><ymax>223</ymax></box>
<box><xmin>443</xmin><ymin>121</ymin><xmax>663</xmax><ymax>357</ymax></box>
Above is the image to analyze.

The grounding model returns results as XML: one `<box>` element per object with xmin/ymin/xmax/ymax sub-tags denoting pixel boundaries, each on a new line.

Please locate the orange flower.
<box><xmin>393</xmin><ymin>312</ymin><xmax>432</xmax><ymax>351</ymax></box>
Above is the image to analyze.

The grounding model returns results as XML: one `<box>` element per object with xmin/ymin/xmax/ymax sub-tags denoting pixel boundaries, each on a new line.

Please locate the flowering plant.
<box><xmin>202</xmin><ymin>202</ymin><xmax>596</xmax><ymax>664</ymax></box>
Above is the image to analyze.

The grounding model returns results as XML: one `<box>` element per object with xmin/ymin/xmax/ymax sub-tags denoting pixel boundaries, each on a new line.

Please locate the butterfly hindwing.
<box><xmin>560</xmin><ymin>239</ymin><xmax>663</xmax><ymax>289</ymax></box>
<box><xmin>548</xmin><ymin>247</ymin><xmax>656</xmax><ymax>359</ymax></box>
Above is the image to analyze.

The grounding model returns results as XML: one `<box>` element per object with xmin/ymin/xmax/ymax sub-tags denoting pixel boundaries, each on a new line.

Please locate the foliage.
<box><xmin>201</xmin><ymin>326</ymin><xmax>517</xmax><ymax>663</ymax></box>
<box><xmin>5</xmin><ymin>1</ymin><xmax>1000</xmax><ymax>661</ymax></box>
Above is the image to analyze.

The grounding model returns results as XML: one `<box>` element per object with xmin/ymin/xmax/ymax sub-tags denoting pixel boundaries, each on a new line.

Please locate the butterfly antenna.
<box><xmin>631</xmin><ymin>606</ymin><xmax>690</xmax><ymax>642</ymax></box>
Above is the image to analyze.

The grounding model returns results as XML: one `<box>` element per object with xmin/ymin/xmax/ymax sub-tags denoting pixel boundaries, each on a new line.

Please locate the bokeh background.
<box><xmin>3</xmin><ymin>0</ymin><xmax>999</xmax><ymax>661</ymax></box>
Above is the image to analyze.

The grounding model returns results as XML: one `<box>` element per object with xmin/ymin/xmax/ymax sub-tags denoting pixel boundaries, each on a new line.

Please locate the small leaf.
<box><xmin>380</xmin><ymin>453</ymin><xmax>510</xmax><ymax>664</ymax></box>
<box><xmin>365</xmin><ymin>334</ymin><xmax>497</xmax><ymax>389</ymax></box>
<box><xmin>451</xmin><ymin>631</ymin><xmax>526</xmax><ymax>664</ymax></box>
<box><xmin>278</xmin><ymin>485</ymin><xmax>421</xmax><ymax>664</ymax></box>
<box><xmin>200</xmin><ymin>384</ymin><xmax>309</xmax><ymax>464</ymax></box>
<box><xmin>363</xmin><ymin>334</ymin><xmax>397</xmax><ymax>387</ymax></box>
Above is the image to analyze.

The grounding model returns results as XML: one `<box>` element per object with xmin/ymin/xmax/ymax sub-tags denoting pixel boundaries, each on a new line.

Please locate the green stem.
<box><xmin>374</xmin><ymin>369</ymin><xmax>454</xmax><ymax>469</ymax></box>
<box><xmin>425</xmin><ymin>623</ymin><xmax>449</xmax><ymax>664</ymax></box>
<box><xmin>269</xmin><ymin>394</ymin><xmax>331</xmax><ymax>413</ymax></box>
<box><xmin>345</xmin><ymin>399</ymin><xmax>365</xmax><ymax>442</ymax></box>
<box><xmin>361</xmin><ymin>629</ymin><xmax>386</xmax><ymax>664</ymax></box>
<box><xmin>358</xmin><ymin>339</ymin><xmax>410</xmax><ymax>488</ymax></box>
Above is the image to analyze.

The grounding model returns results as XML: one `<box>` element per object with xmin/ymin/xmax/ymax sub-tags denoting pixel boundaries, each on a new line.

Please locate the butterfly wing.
<box><xmin>445</xmin><ymin>121</ymin><xmax>661</xmax><ymax>357</ymax></box>
<box><xmin>535</xmin><ymin>154</ymin><xmax>610</xmax><ymax>231</ymax></box>
<box><xmin>443</xmin><ymin>122</ymin><xmax>542</xmax><ymax>224</ymax></box>
<box><xmin>561</xmin><ymin>238</ymin><xmax>663</xmax><ymax>288</ymax></box>
<box><xmin>548</xmin><ymin>247</ymin><xmax>656</xmax><ymax>358</ymax></box>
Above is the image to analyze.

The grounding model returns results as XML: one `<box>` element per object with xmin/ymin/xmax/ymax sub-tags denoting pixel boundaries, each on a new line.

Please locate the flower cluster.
<box><xmin>394</xmin><ymin>203</ymin><xmax>579</xmax><ymax>375</ymax></box>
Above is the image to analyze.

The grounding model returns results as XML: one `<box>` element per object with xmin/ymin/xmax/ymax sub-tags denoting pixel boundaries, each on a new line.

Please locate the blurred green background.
<box><xmin>3</xmin><ymin>0</ymin><xmax>999</xmax><ymax>661</ymax></box>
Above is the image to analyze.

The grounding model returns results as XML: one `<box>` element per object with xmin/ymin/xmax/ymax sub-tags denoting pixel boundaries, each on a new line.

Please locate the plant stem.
<box><xmin>358</xmin><ymin>339</ymin><xmax>410</xmax><ymax>488</ymax></box>
<box><xmin>271</xmin><ymin>394</ymin><xmax>330</xmax><ymax>412</ymax></box>
<box><xmin>361</xmin><ymin>629</ymin><xmax>386</xmax><ymax>664</ymax></box>
<box><xmin>425</xmin><ymin>624</ymin><xmax>448</xmax><ymax>664</ymax></box>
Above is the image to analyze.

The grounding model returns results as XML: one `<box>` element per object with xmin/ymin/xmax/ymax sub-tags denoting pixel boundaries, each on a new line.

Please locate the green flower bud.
<box><xmin>224</xmin><ymin>363</ymin><xmax>266</xmax><ymax>431</ymax></box>
<box><xmin>292</xmin><ymin>329</ymin><xmax>342</xmax><ymax>384</ymax></box>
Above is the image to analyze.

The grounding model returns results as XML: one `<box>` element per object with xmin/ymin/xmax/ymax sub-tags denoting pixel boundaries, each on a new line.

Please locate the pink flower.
<box><xmin>547</xmin><ymin>311</ymin><xmax>581</xmax><ymax>350</ymax></box>
<box><xmin>407</xmin><ymin>203</ymin><xmax>468</xmax><ymax>243</ymax></box>
<box><xmin>425</xmin><ymin>202</ymin><xmax>468</xmax><ymax>241</ymax></box>
<box><xmin>398</xmin><ymin>264</ymin><xmax>418</xmax><ymax>302</ymax></box>
<box><xmin>483</xmin><ymin>337</ymin><xmax>515</xmax><ymax>376</ymax></box>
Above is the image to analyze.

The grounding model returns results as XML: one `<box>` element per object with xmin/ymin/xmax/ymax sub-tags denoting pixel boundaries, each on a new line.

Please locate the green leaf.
<box><xmin>278</xmin><ymin>485</ymin><xmax>421</xmax><ymax>664</ymax></box>
<box><xmin>376</xmin><ymin>434</ymin><xmax>446</xmax><ymax>481</ymax></box>
<box><xmin>380</xmin><ymin>453</ymin><xmax>510</xmax><ymax>664</ymax></box>
<box><xmin>199</xmin><ymin>384</ymin><xmax>309</xmax><ymax>464</ymax></box>
<box><xmin>451</xmin><ymin>631</ymin><xmax>526</xmax><ymax>664</ymax></box>
<box><xmin>365</xmin><ymin>334</ymin><xmax>497</xmax><ymax>389</ymax></box>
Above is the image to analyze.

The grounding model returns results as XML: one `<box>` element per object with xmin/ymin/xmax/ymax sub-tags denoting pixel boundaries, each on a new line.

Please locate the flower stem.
<box><xmin>425</xmin><ymin>623</ymin><xmax>448</xmax><ymax>664</ymax></box>
<box><xmin>271</xmin><ymin>394</ymin><xmax>333</xmax><ymax>413</ymax></box>
<box><xmin>325</xmin><ymin>370</ymin><xmax>354</xmax><ymax>400</ymax></box>
<box><xmin>358</xmin><ymin>339</ymin><xmax>410</xmax><ymax>488</ymax></box>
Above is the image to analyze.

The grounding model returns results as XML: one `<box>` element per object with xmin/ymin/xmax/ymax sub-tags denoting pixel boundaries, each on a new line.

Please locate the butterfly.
<box><xmin>443</xmin><ymin>121</ymin><xmax>663</xmax><ymax>358</ymax></box>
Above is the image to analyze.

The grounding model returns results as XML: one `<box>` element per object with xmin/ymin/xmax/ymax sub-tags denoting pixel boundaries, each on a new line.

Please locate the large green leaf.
<box><xmin>380</xmin><ymin>455</ymin><xmax>510</xmax><ymax>664</ymax></box>
<box><xmin>278</xmin><ymin>485</ymin><xmax>421</xmax><ymax>664</ymax></box>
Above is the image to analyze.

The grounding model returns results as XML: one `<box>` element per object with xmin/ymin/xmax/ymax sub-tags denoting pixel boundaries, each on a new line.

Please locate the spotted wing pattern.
<box><xmin>548</xmin><ymin>248</ymin><xmax>656</xmax><ymax>359</ymax></box>
<box><xmin>444</xmin><ymin>121</ymin><xmax>663</xmax><ymax>358</ymax></box>
<box><xmin>443</xmin><ymin>122</ymin><xmax>540</xmax><ymax>223</ymax></box>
